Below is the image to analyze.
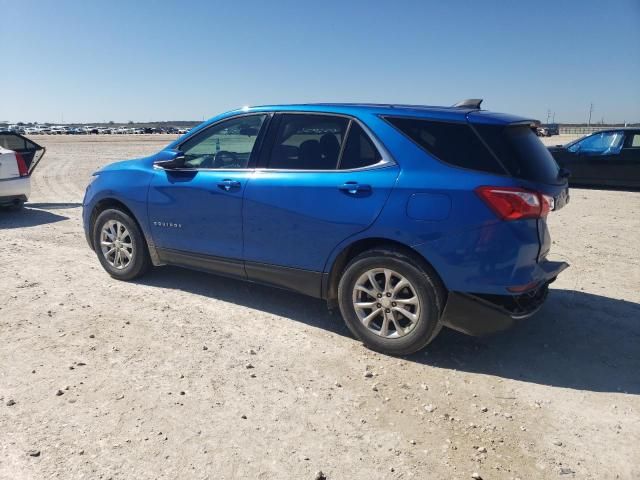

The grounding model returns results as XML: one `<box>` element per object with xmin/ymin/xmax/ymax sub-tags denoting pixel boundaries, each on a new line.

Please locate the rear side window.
<box><xmin>268</xmin><ymin>114</ymin><xmax>349</xmax><ymax>170</ymax></box>
<box><xmin>339</xmin><ymin>123</ymin><xmax>382</xmax><ymax>169</ymax></box>
<box><xmin>385</xmin><ymin>117</ymin><xmax>504</xmax><ymax>174</ymax></box>
<box><xmin>475</xmin><ymin>124</ymin><xmax>561</xmax><ymax>184</ymax></box>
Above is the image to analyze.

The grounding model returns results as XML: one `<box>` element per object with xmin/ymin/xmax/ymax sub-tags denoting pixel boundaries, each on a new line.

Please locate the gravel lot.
<box><xmin>1</xmin><ymin>134</ymin><xmax>639</xmax><ymax>479</ymax></box>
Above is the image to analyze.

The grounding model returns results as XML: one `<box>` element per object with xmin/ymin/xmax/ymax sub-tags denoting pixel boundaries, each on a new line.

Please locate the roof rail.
<box><xmin>452</xmin><ymin>99</ymin><xmax>483</xmax><ymax>109</ymax></box>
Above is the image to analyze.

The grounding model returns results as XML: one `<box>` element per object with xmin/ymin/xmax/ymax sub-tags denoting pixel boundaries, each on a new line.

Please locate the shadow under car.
<box><xmin>134</xmin><ymin>267</ymin><xmax>640</xmax><ymax>395</ymax></box>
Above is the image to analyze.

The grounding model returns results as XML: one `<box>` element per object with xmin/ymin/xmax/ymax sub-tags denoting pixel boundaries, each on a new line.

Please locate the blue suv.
<box><xmin>83</xmin><ymin>100</ymin><xmax>569</xmax><ymax>355</ymax></box>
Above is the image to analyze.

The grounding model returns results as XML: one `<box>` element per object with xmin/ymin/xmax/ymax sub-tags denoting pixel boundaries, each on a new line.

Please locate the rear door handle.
<box><xmin>339</xmin><ymin>182</ymin><xmax>372</xmax><ymax>195</ymax></box>
<box><xmin>217</xmin><ymin>179</ymin><xmax>241</xmax><ymax>191</ymax></box>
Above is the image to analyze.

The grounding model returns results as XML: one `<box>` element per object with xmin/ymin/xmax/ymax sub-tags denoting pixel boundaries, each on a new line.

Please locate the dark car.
<box><xmin>537</xmin><ymin>124</ymin><xmax>559</xmax><ymax>137</ymax></box>
<box><xmin>548</xmin><ymin>129</ymin><xmax>640</xmax><ymax>189</ymax></box>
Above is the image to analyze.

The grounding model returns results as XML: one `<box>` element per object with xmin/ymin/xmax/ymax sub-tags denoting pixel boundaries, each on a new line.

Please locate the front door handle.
<box><xmin>217</xmin><ymin>179</ymin><xmax>241</xmax><ymax>191</ymax></box>
<box><xmin>339</xmin><ymin>182</ymin><xmax>372</xmax><ymax>195</ymax></box>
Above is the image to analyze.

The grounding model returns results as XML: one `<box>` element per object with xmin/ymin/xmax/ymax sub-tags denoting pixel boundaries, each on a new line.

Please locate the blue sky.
<box><xmin>2</xmin><ymin>0</ymin><xmax>639</xmax><ymax>124</ymax></box>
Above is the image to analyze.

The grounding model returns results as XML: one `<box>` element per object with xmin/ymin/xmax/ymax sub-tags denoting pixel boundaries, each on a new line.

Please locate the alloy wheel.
<box><xmin>100</xmin><ymin>220</ymin><xmax>134</xmax><ymax>270</ymax></box>
<box><xmin>352</xmin><ymin>268</ymin><xmax>421</xmax><ymax>338</ymax></box>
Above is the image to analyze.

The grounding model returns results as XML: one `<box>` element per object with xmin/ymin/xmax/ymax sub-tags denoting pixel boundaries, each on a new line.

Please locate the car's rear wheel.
<box><xmin>93</xmin><ymin>208</ymin><xmax>151</xmax><ymax>280</ymax></box>
<box><xmin>338</xmin><ymin>248</ymin><xmax>444</xmax><ymax>355</ymax></box>
<box><xmin>2</xmin><ymin>199</ymin><xmax>25</xmax><ymax>211</ymax></box>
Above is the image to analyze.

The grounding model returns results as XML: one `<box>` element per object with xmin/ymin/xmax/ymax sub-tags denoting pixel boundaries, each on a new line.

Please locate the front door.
<box><xmin>569</xmin><ymin>130</ymin><xmax>624</xmax><ymax>184</ymax></box>
<box><xmin>242</xmin><ymin>113</ymin><xmax>400</xmax><ymax>296</ymax></box>
<box><xmin>147</xmin><ymin>114</ymin><xmax>268</xmax><ymax>276</ymax></box>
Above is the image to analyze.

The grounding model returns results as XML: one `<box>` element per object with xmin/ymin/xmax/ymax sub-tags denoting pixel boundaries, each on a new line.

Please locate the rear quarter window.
<box><xmin>384</xmin><ymin>117</ymin><xmax>504</xmax><ymax>175</ymax></box>
<box><xmin>339</xmin><ymin>122</ymin><xmax>382</xmax><ymax>169</ymax></box>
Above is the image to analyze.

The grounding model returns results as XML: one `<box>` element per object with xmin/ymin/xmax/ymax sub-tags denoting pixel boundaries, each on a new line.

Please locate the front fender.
<box><xmin>82</xmin><ymin>162</ymin><xmax>155</xmax><ymax>251</ymax></box>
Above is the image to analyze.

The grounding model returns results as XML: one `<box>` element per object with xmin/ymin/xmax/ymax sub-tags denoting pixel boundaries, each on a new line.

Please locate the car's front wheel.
<box><xmin>338</xmin><ymin>248</ymin><xmax>445</xmax><ymax>355</ymax></box>
<box><xmin>93</xmin><ymin>208</ymin><xmax>151</xmax><ymax>281</ymax></box>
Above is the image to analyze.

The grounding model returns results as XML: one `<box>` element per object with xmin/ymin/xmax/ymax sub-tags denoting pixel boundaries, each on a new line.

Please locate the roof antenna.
<box><xmin>452</xmin><ymin>99</ymin><xmax>483</xmax><ymax>109</ymax></box>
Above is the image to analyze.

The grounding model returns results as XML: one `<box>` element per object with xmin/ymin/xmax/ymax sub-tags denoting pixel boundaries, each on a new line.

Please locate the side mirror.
<box><xmin>154</xmin><ymin>151</ymin><xmax>186</xmax><ymax>169</ymax></box>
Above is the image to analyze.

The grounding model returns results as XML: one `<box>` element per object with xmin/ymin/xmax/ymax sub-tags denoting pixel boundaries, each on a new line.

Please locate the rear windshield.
<box><xmin>474</xmin><ymin>124</ymin><xmax>561</xmax><ymax>184</ymax></box>
<box><xmin>385</xmin><ymin>117</ymin><xmax>503</xmax><ymax>174</ymax></box>
<box><xmin>0</xmin><ymin>133</ymin><xmax>41</xmax><ymax>153</ymax></box>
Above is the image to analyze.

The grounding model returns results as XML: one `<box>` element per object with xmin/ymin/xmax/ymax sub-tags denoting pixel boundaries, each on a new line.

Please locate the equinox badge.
<box><xmin>153</xmin><ymin>221</ymin><xmax>182</xmax><ymax>228</ymax></box>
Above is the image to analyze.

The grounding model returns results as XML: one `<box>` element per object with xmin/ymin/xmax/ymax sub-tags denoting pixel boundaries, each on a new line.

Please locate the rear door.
<box><xmin>0</xmin><ymin>133</ymin><xmax>45</xmax><ymax>175</ymax></box>
<box><xmin>619</xmin><ymin>131</ymin><xmax>640</xmax><ymax>187</ymax></box>
<box><xmin>242</xmin><ymin>113</ymin><xmax>399</xmax><ymax>296</ymax></box>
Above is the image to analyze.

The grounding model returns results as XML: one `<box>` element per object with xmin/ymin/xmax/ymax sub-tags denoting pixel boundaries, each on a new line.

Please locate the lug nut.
<box><xmin>377</xmin><ymin>293</ymin><xmax>382</xmax><ymax>298</ymax></box>
<box><xmin>392</xmin><ymin>302</ymin><xmax>397</xmax><ymax>307</ymax></box>
<box><xmin>386</xmin><ymin>292</ymin><xmax>392</xmax><ymax>297</ymax></box>
<box><xmin>385</xmin><ymin>308</ymin><xmax>391</xmax><ymax>313</ymax></box>
<box><xmin>376</xmin><ymin>303</ymin><xmax>381</xmax><ymax>308</ymax></box>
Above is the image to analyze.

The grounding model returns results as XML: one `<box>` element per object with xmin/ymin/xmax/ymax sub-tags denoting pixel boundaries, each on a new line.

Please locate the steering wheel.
<box><xmin>213</xmin><ymin>151</ymin><xmax>238</xmax><ymax>168</ymax></box>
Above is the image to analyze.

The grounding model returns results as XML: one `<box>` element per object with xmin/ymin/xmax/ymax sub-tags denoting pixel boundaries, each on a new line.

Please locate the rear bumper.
<box><xmin>442</xmin><ymin>260</ymin><xmax>568</xmax><ymax>336</ymax></box>
<box><xmin>0</xmin><ymin>177</ymin><xmax>30</xmax><ymax>200</ymax></box>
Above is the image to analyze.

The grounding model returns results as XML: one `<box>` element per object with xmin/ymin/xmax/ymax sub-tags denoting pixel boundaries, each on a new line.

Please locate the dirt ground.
<box><xmin>1</xmin><ymin>134</ymin><xmax>639</xmax><ymax>480</ymax></box>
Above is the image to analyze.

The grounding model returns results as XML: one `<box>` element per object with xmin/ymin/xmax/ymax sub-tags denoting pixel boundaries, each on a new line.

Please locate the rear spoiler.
<box><xmin>452</xmin><ymin>98</ymin><xmax>483</xmax><ymax>109</ymax></box>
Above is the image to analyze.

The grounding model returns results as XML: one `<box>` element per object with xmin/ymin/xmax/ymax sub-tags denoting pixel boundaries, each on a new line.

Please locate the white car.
<box><xmin>0</xmin><ymin>133</ymin><xmax>45</xmax><ymax>210</ymax></box>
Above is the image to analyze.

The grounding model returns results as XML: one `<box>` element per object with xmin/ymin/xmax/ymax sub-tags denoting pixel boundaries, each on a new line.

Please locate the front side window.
<box><xmin>180</xmin><ymin>114</ymin><xmax>267</xmax><ymax>169</ymax></box>
<box><xmin>568</xmin><ymin>131</ymin><xmax>624</xmax><ymax>155</ymax></box>
<box><xmin>268</xmin><ymin>114</ymin><xmax>349</xmax><ymax>170</ymax></box>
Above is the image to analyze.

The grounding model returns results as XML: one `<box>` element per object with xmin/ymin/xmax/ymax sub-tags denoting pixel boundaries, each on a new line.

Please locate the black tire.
<box><xmin>338</xmin><ymin>248</ymin><xmax>445</xmax><ymax>356</ymax></box>
<box><xmin>2</xmin><ymin>199</ymin><xmax>24</xmax><ymax>211</ymax></box>
<box><xmin>92</xmin><ymin>208</ymin><xmax>151</xmax><ymax>281</ymax></box>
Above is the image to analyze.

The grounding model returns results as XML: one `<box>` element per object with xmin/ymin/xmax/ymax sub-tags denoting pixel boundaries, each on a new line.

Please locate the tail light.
<box><xmin>476</xmin><ymin>186</ymin><xmax>552</xmax><ymax>221</ymax></box>
<box><xmin>15</xmin><ymin>152</ymin><xmax>29</xmax><ymax>177</ymax></box>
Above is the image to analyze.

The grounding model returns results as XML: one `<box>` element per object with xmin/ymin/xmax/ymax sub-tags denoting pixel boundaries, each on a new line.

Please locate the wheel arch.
<box><xmin>89</xmin><ymin>197</ymin><xmax>162</xmax><ymax>265</ymax></box>
<box><xmin>90</xmin><ymin>198</ymin><xmax>139</xmax><ymax>246</ymax></box>
<box><xmin>323</xmin><ymin>237</ymin><xmax>447</xmax><ymax>308</ymax></box>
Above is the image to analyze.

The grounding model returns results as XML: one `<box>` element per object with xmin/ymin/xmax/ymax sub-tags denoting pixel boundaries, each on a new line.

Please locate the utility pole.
<box><xmin>546</xmin><ymin>109</ymin><xmax>551</xmax><ymax>124</ymax></box>
<box><xmin>588</xmin><ymin>103</ymin><xmax>593</xmax><ymax>126</ymax></box>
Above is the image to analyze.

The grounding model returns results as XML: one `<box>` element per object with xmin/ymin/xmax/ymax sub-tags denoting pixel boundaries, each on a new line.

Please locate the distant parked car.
<box><xmin>0</xmin><ymin>133</ymin><xmax>46</xmax><ymax>210</ymax></box>
<box><xmin>548</xmin><ymin>129</ymin><xmax>640</xmax><ymax>188</ymax></box>
<box><xmin>83</xmin><ymin>101</ymin><xmax>569</xmax><ymax>355</ymax></box>
<box><xmin>537</xmin><ymin>124</ymin><xmax>559</xmax><ymax>137</ymax></box>
<box><xmin>49</xmin><ymin>126</ymin><xmax>67</xmax><ymax>135</ymax></box>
